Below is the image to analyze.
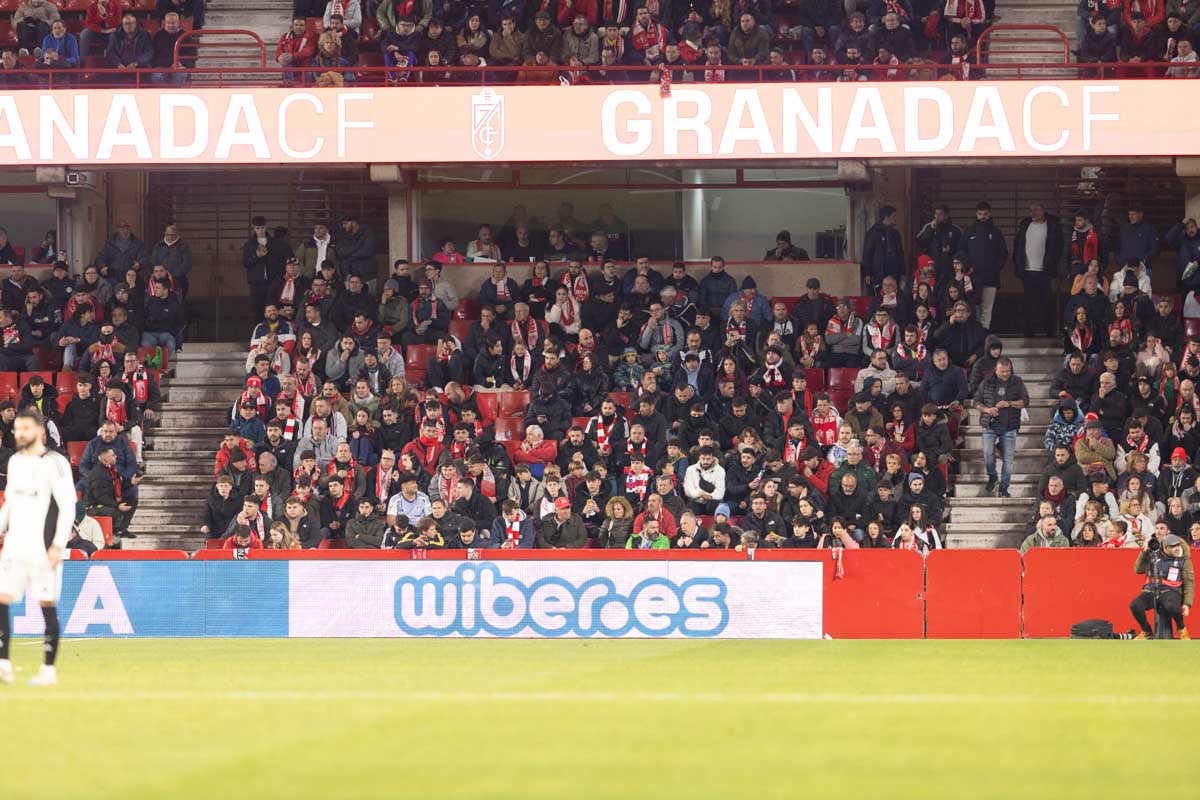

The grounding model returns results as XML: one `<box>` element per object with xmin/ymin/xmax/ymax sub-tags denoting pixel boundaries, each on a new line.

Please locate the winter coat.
<box><xmin>931</xmin><ymin>318</ymin><xmax>988</xmax><ymax>369</ymax></box>
<box><xmin>861</xmin><ymin>222</ymin><xmax>905</xmax><ymax>286</ymax></box>
<box><xmin>914</xmin><ymin>416</ymin><xmax>952</xmax><ymax>462</ymax></box>
<box><xmin>536</xmin><ymin>513</ymin><xmax>587</xmax><ymax>549</ymax></box>
<box><xmin>1074</xmin><ymin>434</ymin><xmax>1117</xmax><ymax>480</ymax></box>
<box><xmin>1044</xmin><ymin>400</ymin><xmax>1084</xmax><ymax>451</ymax></box>
<box><xmin>956</xmin><ymin>219</ymin><xmax>1009</xmax><ymax>287</ymax></box>
<box><xmin>920</xmin><ymin>363</ymin><xmax>967</xmax><ymax>406</ymax></box>
<box><xmin>1019</xmin><ymin>526</ymin><xmax>1071</xmax><ymax>553</ymax></box>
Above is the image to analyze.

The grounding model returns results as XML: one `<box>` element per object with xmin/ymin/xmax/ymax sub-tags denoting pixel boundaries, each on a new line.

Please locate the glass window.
<box><xmin>701</xmin><ymin>187</ymin><xmax>848</xmax><ymax>260</ymax></box>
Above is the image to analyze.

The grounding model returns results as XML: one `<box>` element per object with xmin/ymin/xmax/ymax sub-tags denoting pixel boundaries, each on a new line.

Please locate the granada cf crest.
<box><xmin>471</xmin><ymin>89</ymin><xmax>505</xmax><ymax>160</ymax></box>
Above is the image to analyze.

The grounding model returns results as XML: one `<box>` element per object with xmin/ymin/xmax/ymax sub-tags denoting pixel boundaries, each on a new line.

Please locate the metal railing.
<box><xmin>9</xmin><ymin>58</ymin><xmax>1196</xmax><ymax>89</ymax></box>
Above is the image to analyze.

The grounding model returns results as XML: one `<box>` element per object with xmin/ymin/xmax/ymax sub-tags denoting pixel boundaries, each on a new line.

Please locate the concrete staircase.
<box><xmin>945</xmin><ymin>338</ymin><xmax>1061</xmax><ymax>549</ymax></box>
<box><xmin>190</xmin><ymin>0</ymin><xmax>292</xmax><ymax>84</ymax></box>
<box><xmin>979</xmin><ymin>0</ymin><xmax>1079</xmax><ymax>80</ymax></box>
<box><xmin>126</xmin><ymin>344</ymin><xmax>248</xmax><ymax>551</ymax></box>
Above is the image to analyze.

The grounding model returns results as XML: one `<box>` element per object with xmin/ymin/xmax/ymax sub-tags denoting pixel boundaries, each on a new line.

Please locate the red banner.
<box><xmin>925</xmin><ymin>550</ymin><xmax>1023</xmax><ymax>638</ymax></box>
<box><xmin>1022</xmin><ymin>549</ymin><xmax>1144</xmax><ymax>637</ymax></box>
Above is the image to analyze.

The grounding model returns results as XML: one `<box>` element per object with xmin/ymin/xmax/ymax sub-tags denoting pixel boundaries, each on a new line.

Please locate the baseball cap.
<box><xmin>554</xmin><ymin>497</ymin><xmax>571</xmax><ymax>510</ymax></box>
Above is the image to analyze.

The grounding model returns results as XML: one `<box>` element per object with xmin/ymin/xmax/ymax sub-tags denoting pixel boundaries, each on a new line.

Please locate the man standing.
<box><xmin>148</xmin><ymin>222</ymin><xmax>193</xmax><ymax>299</ymax></box>
<box><xmin>973</xmin><ymin>357</ymin><xmax>1029</xmax><ymax>497</ymax></box>
<box><xmin>1013</xmin><ymin>203</ymin><xmax>1063</xmax><ymax>338</ymax></box>
<box><xmin>338</xmin><ymin>215</ymin><xmax>377</xmax><ymax>290</ymax></box>
<box><xmin>1118</xmin><ymin>203</ymin><xmax>1160</xmax><ymax>276</ymax></box>
<box><xmin>298</xmin><ymin>222</ymin><xmax>336</xmax><ymax>278</ymax></box>
<box><xmin>243</xmin><ymin>216</ymin><xmax>293</xmax><ymax>319</ymax></box>
<box><xmin>861</xmin><ymin>205</ymin><xmax>904</xmax><ymax>291</ymax></box>
<box><xmin>957</xmin><ymin>201</ymin><xmax>1009</xmax><ymax>329</ymax></box>
<box><xmin>0</xmin><ymin>408</ymin><xmax>78</xmax><ymax>687</ymax></box>
<box><xmin>915</xmin><ymin>204</ymin><xmax>962</xmax><ymax>286</ymax></box>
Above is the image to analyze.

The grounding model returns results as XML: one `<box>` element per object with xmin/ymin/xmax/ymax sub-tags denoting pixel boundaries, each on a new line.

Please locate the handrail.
<box><xmin>15</xmin><ymin>59</ymin><xmax>1195</xmax><ymax>90</ymax></box>
<box><xmin>975</xmin><ymin>23</ymin><xmax>1072</xmax><ymax>63</ymax></box>
<box><xmin>173</xmin><ymin>27</ymin><xmax>267</xmax><ymax>69</ymax></box>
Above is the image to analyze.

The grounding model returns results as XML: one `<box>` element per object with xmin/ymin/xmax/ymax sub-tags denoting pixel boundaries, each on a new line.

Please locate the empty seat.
<box><xmin>847</xmin><ymin>296</ymin><xmax>872</xmax><ymax>320</ymax></box>
<box><xmin>318</xmin><ymin>538</ymin><xmax>347</xmax><ymax>549</ymax></box>
<box><xmin>606</xmin><ymin>391</ymin><xmax>632</xmax><ymax>411</ymax></box>
<box><xmin>95</xmin><ymin>515</ymin><xmax>113</xmax><ymax>547</ymax></box>
<box><xmin>571</xmin><ymin>416</ymin><xmax>591</xmax><ymax>430</ymax></box>
<box><xmin>0</xmin><ymin>372</ymin><xmax>17</xmax><ymax>402</ymax></box>
<box><xmin>475</xmin><ymin>392</ymin><xmax>498</xmax><ymax>423</ymax></box>
<box><xmin>67</xmin><ymin>441</ymin><xmax>87</xmax><ymax>469</ymax></box>
<box><xmin>499</xmin><ymin>390</ymin><xmax>531</xmax><ymax>417</ymax></box>
<box><xmin>494</xmin><ymin>417</ymin><xmax>526</xmax><ymax>441</ymax></box>
<box><xmin>448</xmin><ymin>319</ymin><xmax>473</xmax><ymax>343</ymax></box>
<box><xmin>55</xmin><ymin>370</ymin><xmax>77</xmax><ymax>397</ymax></box>
<box><xmin>804</xmin><ymin>368</ymin><xmax>826</xmax><ymax>390</ymax></box>
<box><xmin>828</xmin><ymin>389</ymin><xmax>853</xmax><ymax>415</ymax></box>
<box><xmin>827</xmin><ymin>368</ymin><xmax>857</xmax><ymax>390</ymax></box>
<box><xmin>454</xmin><ymin>298</ymin><xmax>481</xmax><ymax>320</ymax></box>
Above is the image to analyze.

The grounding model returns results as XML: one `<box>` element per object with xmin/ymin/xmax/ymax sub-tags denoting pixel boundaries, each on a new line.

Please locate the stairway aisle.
<box><xmin>190</xmin><ymin>0</ymin><xmax>293</xmax><ymax>83</ymax></box>
<box><xmin>945</xmin><ymin>338</ymin><xmax>1062</xmax><ymax>549</ymax></box>
<box><xmin>126</xmin><ymin>344</ymin><xmax>250</xmax><ymax>551</ymax></box>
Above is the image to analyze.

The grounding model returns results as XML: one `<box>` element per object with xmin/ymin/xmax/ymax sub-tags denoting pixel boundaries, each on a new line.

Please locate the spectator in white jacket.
<box><xmin>683</xmin><ymin>446</ymin><xmax>726</xmax><ymax>514</ymax></box>
<box><xmin>853</xmin><ymin>348</ymin><xmax>897</xmax><ymax>396</ymax></box>
<box><xmin>1115</xmin><ymin>419</ymin><xmax>1161</xmax><ymax>477</ymax></box>
<box><xmin>323</xmin><ymin>0</ymin><xmax>360</xmax><ymax>30</ymax></box>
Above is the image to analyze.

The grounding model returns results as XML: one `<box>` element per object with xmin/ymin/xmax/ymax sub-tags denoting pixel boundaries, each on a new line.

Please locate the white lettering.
<box><xmin>159</xmin><ymin>94</ymin><xmax>209</xmax><ymax>159</ymax></box>
<box><xmin>0</xmin><ymin>96</ymin><xmax>34</xmax><ymax>161</ymax></box>
<box><xmin>782</xmin><ymin>88</ymin><xmax>832</xmax><ymax>154</ymax></box>
<box><xmin>839</xmin><ymin>88</ymin><xmax>897</xmax><ymax>153</ymax></box>
<box><xmin>1082</xmin><ymin>85</ymin><xmax>1120</xmax><ymax>151</ymax></box>
<box><xmin>602</xmin><ymin>90</ymin><xmax>651</xmax><ymax>157</ymax></box>
<box><xmin>1021</xmin><ymin>86</ymin><xmax>1070</xmax><ymax>153</ymax></box>
<box><xmin>718</xmin><ymin>89</ymin><xmax>775</xmax><ymax>155</ymax></box>
<box><xmin>336</xmin><ymin>92</ymin><xmax>373</xmax><ymax>158</ymax></box>
<box><xmin>65</xmin><ymin>567</ymin><xmax>133</xmax><ymax>635</ymax></box>
<box><xmin>38</xmin><ymin>94</ymin><xmax>88</xmax><ymax>160</ymax></box>
<box><xmin>663</xmin><ymin>89</ymin><xmax>712</xmax><ymax>156</ymax></box>
<box><xmin>213</xmin><ymin>94</ymin><xmax>269</xmax><ymax>159</ymax></box>
<box><xmin>903</xmin><ymin>86</ymin><xmax>953</xmax><ymax>154</ymax></box>
<box><xmin>96</xmin><ymin>95</ymin><xmax>151</xmax><ymax>159</ymax></box>
<box><xmin>278</xmin><ymin>93</ymin><xmax>325</xmax><ymax>159</ymax></box>
<box><xmin>959</xmin><ymin>86</ymin><xmax>1015</xmax><ymax>152</ymax></box>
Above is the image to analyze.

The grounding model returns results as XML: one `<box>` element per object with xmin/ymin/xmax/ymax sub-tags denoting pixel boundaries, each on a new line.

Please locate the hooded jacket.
<box><xmin>967</xmin><ymin>335</ymin><xmax>1003</xmax><ymax>395</ymax></box>
<box><xmin>1019</xmin><ymin>525</ymin><xmax>1070</xmax><ymax>553</ymax></box>
<box><xmin>1044</xmin><ymin>399</ymin><xmax>1084</xmax><ymax>452</ymax></box>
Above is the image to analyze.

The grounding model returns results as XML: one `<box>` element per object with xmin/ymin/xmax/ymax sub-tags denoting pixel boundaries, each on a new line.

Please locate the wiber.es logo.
<box><xmin>393</xmin><ymin>562</ymin><xmax>729</xmax><ymax>637</ymax></box>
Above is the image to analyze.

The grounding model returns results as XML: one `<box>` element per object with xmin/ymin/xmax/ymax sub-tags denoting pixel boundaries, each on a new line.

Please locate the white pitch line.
<box><xmin>0</xmin><ymin>690</ymin><xmax>1198</xmax><ymax>704</ymax></box>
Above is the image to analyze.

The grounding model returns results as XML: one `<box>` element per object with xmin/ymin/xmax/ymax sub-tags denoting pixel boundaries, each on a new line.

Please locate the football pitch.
<box><xmin>0</xmin><ymin>638</ymin><xmax>1194</xmax><ymax>799</ymax></box>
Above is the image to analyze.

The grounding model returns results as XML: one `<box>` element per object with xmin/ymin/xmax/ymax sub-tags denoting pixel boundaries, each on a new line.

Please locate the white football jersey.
<box><xmin>0</xmin><ymin>450</ymin><xmax>77</xmax><ymax>562</ymax></box>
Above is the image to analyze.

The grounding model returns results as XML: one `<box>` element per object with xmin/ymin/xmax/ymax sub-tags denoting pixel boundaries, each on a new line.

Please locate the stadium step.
<box><xmin>949</xmin><ymin>499</ymin><xmax>1033</xmax><ymax>524</ymax></box>
<box><xmin>942</xmin><ymin>524</ymin><xmax>1027</xmax><ymax>549</ymax></box>
<box><xmin>121</xmin><ymin>526</ymin><xmax>206</xmax><ymax>551</ymax></box>
<box><xmin>147</xmin><ymin>429</ymin><xmax>235</xmax><ymax>452</ymax></box>
<box><xmin>960</xmin><ymin>426</ymin><xmax>1050</xmax><ymax>450</ymax></box>
<box><xmin>955</xmin><ymin>449</ymin><xmax>1050</xmax><ymax>475</ymax></box>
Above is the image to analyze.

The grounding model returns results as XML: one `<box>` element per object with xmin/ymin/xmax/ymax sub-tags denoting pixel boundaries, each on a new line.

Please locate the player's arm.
<box><xmin>0</xmin><ymin>487</ymin><xmax>9</xmax><ymax>538</ymax></box>
<box><xmin>50</xmin><ymin>454</ymin><xmax>79</xmax><ymax>551</ymax></box>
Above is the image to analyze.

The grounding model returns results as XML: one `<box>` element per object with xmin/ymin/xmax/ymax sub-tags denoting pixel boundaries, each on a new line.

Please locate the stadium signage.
<box><xmin>0</xmin><ymin>83</ymin><xmax>1151</xmax><ymax>165</ymax></box>
<box><xmin>9</xmin><ymin>560</ymin><xmax>823</xmax><ymax>639</ymax></box>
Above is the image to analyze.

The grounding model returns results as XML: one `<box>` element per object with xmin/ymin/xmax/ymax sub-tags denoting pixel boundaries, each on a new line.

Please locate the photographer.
<box><xmin>1130</xmin><ymin>525</ymin><xmax>1194</xmax><ymax>640</ymax></box>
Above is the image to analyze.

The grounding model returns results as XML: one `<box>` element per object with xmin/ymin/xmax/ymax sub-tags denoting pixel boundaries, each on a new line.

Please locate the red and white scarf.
<box><xmin>509</xmin><ymin>352</ymin><xmax>533</xmax><ymax>383</ymax></box>
<box><xmin>106</xmin><ymin>397</ymin><xmax>127</xmax><ymax>426</ymax></box>
<box><xmin>493</xmin><ymin>279</ymin><xmax>512</xmax><ymax>302</ymax></box>
<box><xmin>624</xmin><ymin>467</ymin><xmax>650</xmax><ymax>499</ymax></box>
<box><xmin>278</xmin><ymin>276</ymin><xmax>297</xmax><ymax>305</ymax></box>
<box><xmin>504</xmin><ymin>510</ymin><xmax>525</xmax><ymax>544</ymax></box>
<box><xmin>762</xmin><ymin>361</ymin><xmax>786</xmax><ymax>387</ymax></box>
<box><xmin>867</xmin><ymin>321</ymin><xmax>897</xmax><ymax>352</ymax></box>
<box><xmin>93</xmin><ymin>341</ymin><xmax>116</xmax><ymax>366</ymax></box>
<box><xmin>826</xmin><ymin>315</ymin><xmax>856</xmax><ymax>335</ymax></box>
<box><xmin>239</xmin><ymin>389</ymin><xmax>270</xmax><ymax>420</ymax></box>
<box><xmin>725</xmin><ymin>316</ymin><xmax>747</xmax><ymax>340</ymax></box>
<box><xmin>592</xmin><ymin>414</ymin><xmax>616</xmax><ymax>453</ymax></box>
<box><xmin>570</xmin><ymin>272</ymin><xmax>589</xmax><ymax>302</ymax></box>
<box><xmin>784</xmin><ymin>435</ymin><xmax>806</xmax><ymax>466</ymax></box>
<box><xmin>281</xmin><ymin>417</ymin><xmax>300</xmax><ymax>441</ymax></box>
<box><xmin>627</xmin><ymin>438</ymin><xmax>647</xmax><ymax>458</ymax></box>
<box><xmin>1071</xmin><ymin>324</ymin><xmax>1093</xmax><ymax>353</ymax></box>
<box><xmin>125</xmin><ymin>366</ymin><xmax>150</xmax><ymax>404</ymax></box>
<box><xmin>375</xmin><ymin>467</ymin><xmax>394</xmax><ymax>502</ymax></box>
<box><xmin>558</xmin><ymin>299</ymin><xmax>577</xmax><ymax>327</ymax></box>
<box><xmin>511</xmin><ymin>317</ymin><xmax>539</xmax><ymax>350</ymax></box>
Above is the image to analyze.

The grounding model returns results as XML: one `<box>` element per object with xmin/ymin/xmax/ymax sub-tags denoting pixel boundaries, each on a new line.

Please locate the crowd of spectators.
<box><xmin>215</xmin><ymin>200</ymin><xmax>972</xmax><ymax>553</ymax></box>
<box><xmin>0</xmin><ymin>218</ymin><xmax>190</xmax><ymax>543</ymax></box>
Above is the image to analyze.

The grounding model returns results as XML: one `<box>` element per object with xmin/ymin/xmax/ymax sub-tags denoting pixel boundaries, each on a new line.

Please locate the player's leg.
<box><xmin>0</xmin><ymin>594</ymin><xmax>11</xmax><ymax>684</ymax></box>
<box><xmin>28</xmin><ymin>563</ymin><xmax>61</xmax><ymax>686</ymax></box>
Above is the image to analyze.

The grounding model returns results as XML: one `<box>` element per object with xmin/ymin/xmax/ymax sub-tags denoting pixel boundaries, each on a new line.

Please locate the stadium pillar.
<box><xmin>372</xmin><ymin>165</ymin><xmax>413</xmax><ymax>269</ymax></box>
<box><xmin>1175</xmin><ymin>158</ymin><xmax>1200</xmax><ymax>220</ymax></box>
<box><xmin>681</xmin><ymin>170</ymin><xmax>706</xmax><ymax>260</ymax></box>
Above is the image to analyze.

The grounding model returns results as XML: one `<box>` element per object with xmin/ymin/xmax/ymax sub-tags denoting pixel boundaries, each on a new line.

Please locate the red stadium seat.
<box><xmin>318</xmin><ymin>538</ymin><xmax>347</xmax><ymax>549</ymax></box>
<box><xmin>0</xmin><ymin>372</ymin><xmax>17</xmax><ymax>402</ymax></box>
<box><xmin>67</xmin><ymin>441</ymin><xmax>87</xmax><ymax>469</ymax></box>
<box><xmin>448</xmin><ymin>319</ymin><xmax>473</xmax><ymax>342</ymax></box>
<box><xmin>454</xmin><ymin>298</ymin><xmax>481</xmax><ymax>320</ymax></box>
<box><xmin>848</xmin><ymin>296</ymin><xmax>872</xmax><ymax>320</ymax></box>
<box><xmin>698</xmin><ymin>515</ymin><xmax>715</xmax><ymax>528</ymax></box>
<box><xmin>0</xmin><ymin>21</ymin><xmax>14</xmax><ymax>45</ymax></box>
<box><xmin>1185</xmin><ymin>318</ymin><xmax>1200</xmax><ymax>339</ymax></box>
<box><xmin>205</xmin><ymin>539</ymin><xmax>223</xmax><ymax>550</ymax></box>
<box><xmin>804</xmin><ymin>368</ymin><xmax>826</xmax><ymax>390</ymax></box>
<box><xmin>17</xmin><ymin>370</ymin><xmax>52</xmax><ymax>395</ymax></box>
<box><xmin>829</xmin><ymin>389</ymin><xmax>853</xmax><ymax>414</ymax></box>
<box><xmin>11</xmin><ymin>245</ymin><xmax>23</xmax><ymax>262</ymax></box>
<box><xmin>55</xmin><ymin>370</ymin><xmax>77</xmax><ymax>397</ymax></box>
<box><xmin>475</xmin><ymin>392</ymin><xmax>498</xmax><ymax>423</ymax></box>
<box><xmin>0</xmin><ymin>0</ymin><xmax>21</xmax><ymax>12</ymax></box>
<box><xmin>607</xmin><ymin>391</ymin><xmax>632</xmax><ymax>411</ymax></box>
<box><xmin>494</xmin><ymin>417</ymin><xmax>526</xmax><ymax>441</ymax></box>
<box><xmin>499</xmin><ymin>390</ymin><xmax>531</xmax><ymax>417</ymax></box>
<box><xmin>405</xmin><ymin>344</ymin><xmax>435</xmax><ymax>387</ymax></box>
<box><xmin>773</xmin><ymin>296</ymin><xmax>799</xmax><ymax>313</ymax></box>
<box><xmin>571</xmin><ymin>416</ymin><xmax>590</xmax><ymax>430</ymax></box>
<box><xmin>828</xmin><ymin>367</ymin><xmax>857</xmax><ymax>390</ymax></box>
<box><xmin>359</xmin><ymin>17</ymin><xmax>381</xmax><ymax>45</ymax></box>
<box><xmin>306</xmin><ymin>17</ymin><xmax>324</xmax><ymax>37</ymax></box>
<box><xmin>95</xmin><ymin>516</ymin><xmax>113</xmax><ymax>547</ymax></box>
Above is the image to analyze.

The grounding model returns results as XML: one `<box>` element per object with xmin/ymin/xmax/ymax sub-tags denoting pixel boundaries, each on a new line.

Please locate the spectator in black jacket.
<box><xmin>84</xmin><ymin>445</ymin><xmax>136</xmax><ymax>537</ymax></box>
<box><xmin>1079</xmin><ymin>14</ymin><xmax>1118</xmax><ymax>66</ymax></box>
<box><xmin>861</xmin><ymin>205</ymin><xmax>905</xmax><ymax>291</ymax></box>
<box><xmin>141</xmin><ymin>278</ymin><xmax>183</xmax><ymax>358</ymax></box>
<box><xmin>60</xmin><ymin>374</ymin><xmax>100</xmax><ymax>443</ymax></box>
<box><xmin>915</xmin><ymin>204</ymin><xmax>963</xmax><ymax>286</ymax></box>
<box><xmin>790</xmin><ymin>277</ymin><xmax>835</xmax><ymax>333</ymax></box>
<box><xmin>931</xmin><ymin>301</ymin><xmax>988</xmax><ymax>369</ymax></box>
<box><xmin>1013</xmin><ymin>203</ymin><xmax>1064</xmax><ymax>337</ymax></box>
<box><xmin>201</xmin><ymin>474</ymin><xmax>241</xmax><ymax>539</ymax></box>
<box><xmin>956</xmin><ymin>201</ymin><xmax>1009</xmax><ymax>329</ymax></box>
<box><xmin>150</xmin><ymin>11</ymin><xmax>189</xmax><ymax>86</ymax></box>
<box><xmin>827</xmin><ymin>471</ymin><xmax>869</xmax><ymax>540</ymax></box>
<box><xmin>697</xmin><ymin>257</ymin><xmax>738</xmax><ymax>313</ymax></box>
<box><xmin>338</xmin><ymin>215</ymin><xmax>377</xmax><ymax>288</ymax></box>
<box><xmin>1052</xmin><ymin>351</ymin><xmax>1097</xmax><ymax>407</ymax></box>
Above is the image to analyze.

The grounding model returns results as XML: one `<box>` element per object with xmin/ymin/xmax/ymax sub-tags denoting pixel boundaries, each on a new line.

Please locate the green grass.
<box><xmin>0</xmin><ymin>639</ymin><xmax>1195</xmax><ymax>799</ymax></box>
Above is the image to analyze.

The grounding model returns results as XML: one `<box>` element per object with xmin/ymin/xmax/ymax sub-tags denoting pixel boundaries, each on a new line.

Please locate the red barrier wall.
<box><xmin>1022</xmin><ymin>549</ymin><xmax>1145</xmax><ymax>638</ymax></box>
<box><xmin>925</xmin><ymin>550</ymin><xmax>1023</xmax><ymax>639</ymax></box>
<box><xmin>822</xmin><ymin>550</ymin><xmax>925</xmax><ymax>639</ymax></box>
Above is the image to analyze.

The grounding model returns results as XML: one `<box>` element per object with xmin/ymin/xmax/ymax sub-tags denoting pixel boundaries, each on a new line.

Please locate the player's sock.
<box><xmin>0</xmin><ymin>602</ymin><xmax>10</xmax><ymax>661</ymax></box>
<box><xmin>40</xmin><ymin>605</ymin><xmax>58</xmax><ymax>667</ymax></box>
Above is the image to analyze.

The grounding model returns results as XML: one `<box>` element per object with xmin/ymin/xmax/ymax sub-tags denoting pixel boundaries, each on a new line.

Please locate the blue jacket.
<box><xmin>1117</xmin><ymin>220</ymin><xmax>1160</xmax><ymax>268</ymax></box>
<box><xmin>919</xmin><ymin>363</ymin><xmax>967</xmax><ymax>406</ymax></box>
<box><xmin>79</xmin><ymin>434</ymin><xmax>138</xmax><ymax>482</ymax></box>
<box><xmin>489</xmin><ymin>515</ymin><xmax>534</xmax><ymax>548</ymax></box>
<box><xmin>105</xmin><ymin>26</ymin><xmax>154</xmax><ymax>68</ymax></box>
<box><xmin>41</xmin><ymin>32</ymin><xmax>79</xmax><ymax>67</ymax></box>
<box><xmin>1165</xmin><ymin>223</ymin><xmax>1200</xmax><ymax>280</ymax></box>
